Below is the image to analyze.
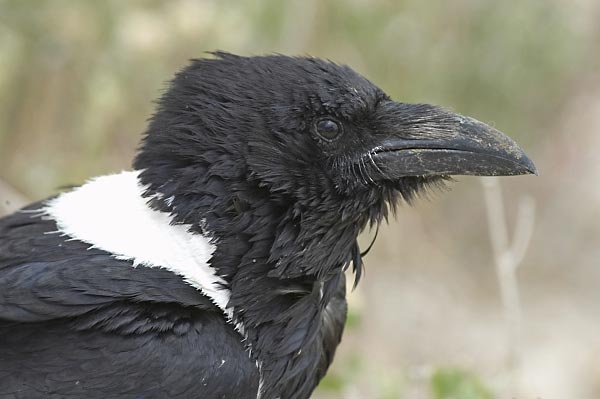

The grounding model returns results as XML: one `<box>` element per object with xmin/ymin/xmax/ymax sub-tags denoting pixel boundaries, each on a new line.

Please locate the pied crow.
<box><xmin>0</xmin><ymin>52</ymin><xmax>536</xmax><ymax>399</ymax></box>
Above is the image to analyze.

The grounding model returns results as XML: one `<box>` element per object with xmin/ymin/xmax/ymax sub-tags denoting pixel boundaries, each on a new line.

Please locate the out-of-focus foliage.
<box><xmin>0</xmin><ymin>0</ymin><xmax>588</xmax><ymax>198</ymax></box>
<box><xmin>431</xmin><ymin>368</ymin><xmax>492</xmax><ymax>399</ymax></box>
<box><xmin>317</xmin><ymin>354</ymin><xmax>362</xmax><ymax>395</ymax></box>
<box><xmin>2</xmin><ymin>1</ymin><xmax>600</xmax><ymax>398</ymax></box>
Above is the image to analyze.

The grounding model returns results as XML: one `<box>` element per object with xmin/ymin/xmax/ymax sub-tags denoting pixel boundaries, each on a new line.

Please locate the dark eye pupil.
<box><xmin>316</xmin><ymin>119</ymin><xmax>340</xmax><ymax>139</ymax></box>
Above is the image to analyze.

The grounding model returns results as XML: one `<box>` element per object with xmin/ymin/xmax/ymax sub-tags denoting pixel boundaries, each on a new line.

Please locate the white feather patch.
<box><xmin>44</xmin><ymin>170</ymin><xmax>232</xmax><ymax>317</ymax></box>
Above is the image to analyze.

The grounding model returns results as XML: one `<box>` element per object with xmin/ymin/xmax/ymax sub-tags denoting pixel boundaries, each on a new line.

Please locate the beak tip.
<box><xmin>531</xmin><ymin>167</ymin><xmax>539</xmax><ymax>176</ymax></box>
<box><xmin>519</xmin><ymin>153</ymin><xmax>538</xmax><ymax>176</ymax></box>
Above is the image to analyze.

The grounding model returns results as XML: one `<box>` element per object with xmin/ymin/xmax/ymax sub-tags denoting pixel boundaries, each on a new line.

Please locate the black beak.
<box><xmin>371</xmin><ymin>102</ymin><xmax>537</xmax><ymax>179</ymax></box>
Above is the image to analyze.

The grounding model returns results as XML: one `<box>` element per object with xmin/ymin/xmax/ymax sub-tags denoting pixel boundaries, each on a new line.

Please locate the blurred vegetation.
<box><xmin>0</xmin><ymin>0</ymin><xmax>590</xmax><ymax>199</ymax></box>
<box><xmin>431</xmin><ymin>368</ymin><xmax>492</xmax><ymax>399</ymax></box>
<box><xmin>1</xmin><ymin>0</ymin><xmax>598</xmax><ymax>397</ymax></box>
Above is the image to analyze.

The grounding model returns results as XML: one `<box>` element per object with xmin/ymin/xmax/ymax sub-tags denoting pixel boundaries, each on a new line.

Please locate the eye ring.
<box><xmin>314</xmin><ymin>118</ymin><xmax>343</xmax><ymax>141</ymax></box>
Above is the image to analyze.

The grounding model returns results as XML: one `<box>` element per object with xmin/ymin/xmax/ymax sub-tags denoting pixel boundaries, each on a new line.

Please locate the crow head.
<box><xmin>134</xmin><ymin>52</ymin><xmax>535</xmax><ymax>280</ymax></box>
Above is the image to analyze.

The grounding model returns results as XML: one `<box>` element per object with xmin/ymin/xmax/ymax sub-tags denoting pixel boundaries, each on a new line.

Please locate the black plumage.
<box><xmin>0</xmin><ymin>52</ymin><xmax>535</xmax><ymax>398</ymax></box>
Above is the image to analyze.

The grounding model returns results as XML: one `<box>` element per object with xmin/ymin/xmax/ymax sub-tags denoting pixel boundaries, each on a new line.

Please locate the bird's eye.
<box><xmin>315</xmin><ymin>118</ymin><xmax>342</xmax><ymax>140</ymax></box>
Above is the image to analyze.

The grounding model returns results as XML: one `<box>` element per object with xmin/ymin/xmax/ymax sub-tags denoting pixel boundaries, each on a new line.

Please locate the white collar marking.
<box><xmin>44</xmin><ymin>170</ymin><xmax>232</xmax><ymax>317</ymax></box>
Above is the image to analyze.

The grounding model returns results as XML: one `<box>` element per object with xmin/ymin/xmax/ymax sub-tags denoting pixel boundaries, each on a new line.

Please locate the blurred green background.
<box><xmin>1</xmin><ymin>0</ymin><xmax>599</xmax><ymax>397</ymax></box>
